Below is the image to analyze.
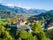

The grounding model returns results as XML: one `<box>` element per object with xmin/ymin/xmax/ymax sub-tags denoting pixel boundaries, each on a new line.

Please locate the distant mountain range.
<box><xmin>0</xmin><ymin>4</ymin><xmax>47</xmax><ymax>15</ymax></box>
<box><xmin>0</xmin><ymin>4</ymin><xmax>53</xmax><ymax>19</ymax></box>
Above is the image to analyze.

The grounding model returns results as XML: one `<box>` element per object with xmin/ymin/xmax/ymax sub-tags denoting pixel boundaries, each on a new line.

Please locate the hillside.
<box><xmin>29</xmin><ymin>11</ymin><xmax>53</xmax><ymax>22</ymax></box>
<box><xmin>0</xmin><ymin>10</ymin><xmax>16</xmax><ymax>18</ymax></box>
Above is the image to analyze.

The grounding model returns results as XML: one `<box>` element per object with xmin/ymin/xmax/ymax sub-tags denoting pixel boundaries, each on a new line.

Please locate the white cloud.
<box><xmin>3</xmin><ymin>4</ymin><xmax>14</xmax><ymax>8</ymax></box>
<box><xmin>0</xmin><ymin>0</ymin><xmax>3</xmax><ymax>3</ymax></box>
<box><xmin>3</xmin><ymin>3</ymin><xmax>22</xmax><ymax>8</ymax></box>
<box><xmin>6</xmin><ymin>4</ymin><xmax>14</xmax><ymax>6</ymax></box>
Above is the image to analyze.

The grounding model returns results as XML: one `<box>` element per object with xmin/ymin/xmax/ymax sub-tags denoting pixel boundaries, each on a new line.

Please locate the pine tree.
<box><xmin>32</xmin><ymin>21</ymin><xmax>51</xmax><ymax>40</ymax></box>
<box><xmin>20</xmin><ymin>30</ymin><xmax>28</xmax><ymax>40</ymax></box>
<box><xmin>0</xmin><ymin>18</ymin><xmax>13</xmax><ymax>40</ymax></box>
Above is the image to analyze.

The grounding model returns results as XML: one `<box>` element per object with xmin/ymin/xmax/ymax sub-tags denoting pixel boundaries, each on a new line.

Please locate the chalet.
<box><xmin>48</xmin><ymin>23</ymin><xmax>53</xmax><ymax>30</ymax></box>
<box><xmin>41</xmin><ymin>19</ymin><xmax>53</xmax><ymax>30</ymax></box>
<box><xmin>5</xmin><ymin>18</ymin><xmax>32</xmax><ymax>33</ymax></box>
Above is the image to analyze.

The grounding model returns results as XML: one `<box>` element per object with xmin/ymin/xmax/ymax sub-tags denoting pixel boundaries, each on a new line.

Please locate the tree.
<box><xmin>18</xmin><ymin>37</ymin><xmax>22</xmax><ymax>40</ymax></box>
<box><xmin>20</xmin><ymin>30</ymin><xmax>28</xmax><ymax>40</ymax></box>
<box><xmin>27</xmin><ymin>33</ymin><xmax>38</xmax><ymax>40</ymax></box>
<box><xmin>0</xmin><ymin>18</ymin><xmax>13</xmax><ymax>40</ymax></box>
<box><xmin>0</xmin><ymin>26</ymin><xmax>13</xmax><ymax>40</ymax></box>
<box><xmin>32</xmin><ymin>21</ymin><xmax>51</xmax><ymax>40</ymax></box>
<box><xmin>32</xmin><ymin>21</ymin><xmax>41</xmax><ymax>33</ymax></box>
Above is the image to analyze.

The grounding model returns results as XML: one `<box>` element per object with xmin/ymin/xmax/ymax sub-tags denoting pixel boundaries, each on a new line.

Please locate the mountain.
<box><xmin>29</xmin><ymin>11</ymin><xmax>53</xmax><ymax>22</ymax></box>
<box><xmin>0</xmin><ymin>4</ymin><xmax>28</xmax><ymax>13</ymax></box>
<box><xmin>28</xmin><ymin>9</ymin><xmax>47</xmax><ymax>15</ymax></box>
<box><xmin>0</xmin><ymin>4</ymin><xmax>47</xmax><ymax>15</ymax></box>
<box><xmin>48</xmin><ymin>10</ymin><xmax>53</xmax><ymax>13</ymax></box>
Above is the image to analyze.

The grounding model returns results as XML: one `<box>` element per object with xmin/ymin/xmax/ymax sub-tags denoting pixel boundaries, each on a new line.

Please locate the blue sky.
<box><xmin>0</xmin><ymin>0</ymin><xmax>53</xmax><ymax>10</ymax></box>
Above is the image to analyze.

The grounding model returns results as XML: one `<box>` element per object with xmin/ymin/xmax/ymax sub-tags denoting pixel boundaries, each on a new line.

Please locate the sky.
<box><xmin>0</xmin><ymin>0</ymin><xmax>53</xmax><ymax>10</ymax></box>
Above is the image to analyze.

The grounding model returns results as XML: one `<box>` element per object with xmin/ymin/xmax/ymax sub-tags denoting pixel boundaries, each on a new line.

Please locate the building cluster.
<box><xmin>7</xmin><ymin>18</ymin><xmax>53</xmax><ymax>32</ymax></box>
